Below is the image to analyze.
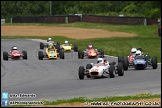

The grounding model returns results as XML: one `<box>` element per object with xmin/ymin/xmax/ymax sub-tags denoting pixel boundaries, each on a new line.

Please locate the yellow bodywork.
<box><xmin>45</xmin><ymin>46</ymin><xmax>58</xmax><ymax>59</ymax></box>
<box><xmin>61</xmin><ymin>44</ymin><xmax>72</xmax><ymax>52</ymax></box>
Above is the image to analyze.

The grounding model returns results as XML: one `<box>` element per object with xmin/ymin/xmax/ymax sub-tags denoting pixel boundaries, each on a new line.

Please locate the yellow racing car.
<box><xmin>59</xmin><ymin>40</ymin><xmax>78</xmax><ymax>52</ymax></box>
<box><xmin>38</xmin><ymin>44</ymin><xmax>64</xmax><ymax>60</ymax></box>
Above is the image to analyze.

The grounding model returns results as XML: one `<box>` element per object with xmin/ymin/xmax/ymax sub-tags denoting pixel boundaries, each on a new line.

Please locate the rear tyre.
<box><xmin>118</xmin><ymin>56</ymin><xmax>123</xmax><ymax>62</ymax></box>
<box><xmin>78</xmin><ymin>50</ymin><xmax>84</xmax><ymax>59</ymax></box>
<box><xmin>118</xmin><ymin>62</ymin><xmax>124</xmax><ymax>76</ymax></box>
<box><xmin>40</xmin><ymin>42</ymin><xmax>44</xmax><ymax>49</ymax></box>
<box><xmin>152</xmin><ymin>56</ymin><xmax>157</xmax><ymax>69</ymax></box>
<box><xmin>22</xmin><ymin>50</ymin><xmax>27</xmax><ymax>59</ymax></box>
<box><xmin>73</xmin><ymin>44</ymin><xmax>78</xmax><ymax>52</ymax></box>
<box><xmin>109</xmin><ymin>65</ymin><xmax>115</xmax><ymax>78</ymax></box>
<box><xmin>86</xmin><ymin>64</ymin><xmax>92</xmax><ymax>78</ymax></box>
<box><xmin>99</xmin><ymin>49</ymin><xmax>104</xmax><ymax>58</ymax></box>
<box><xmin>79</xmin><ymin>66</ymin><xmax>85</xmax><ymax>80</ymax></box>
<box><xmin>60</xmin><ymin>50</ymin><xmax>64</xmax><ymax>59</ymax></box>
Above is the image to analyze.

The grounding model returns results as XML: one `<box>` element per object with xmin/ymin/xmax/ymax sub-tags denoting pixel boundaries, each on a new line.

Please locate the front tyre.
<box><xmin>79</xmin><ymin>66</ymin><xmax>85</xmax><ymax>80</ymax></box>
<box><xmin>109</xmin><ymin>65</ymin><xmax>115</xmax><ymax>78</ymax></box>
<box><xmin>118</xmin><ymin>62</ymin><xmax>124</xmax><ymax>76</ymax></box>
<box><xmin>3</xmin><ymin>51</ymin><xmax>8</xmax><ymax>61</ymax></box>
<box><xmin>152</xmin><ymin>56</ymin><xmax>157</xmax><ymax>69</ymax></box>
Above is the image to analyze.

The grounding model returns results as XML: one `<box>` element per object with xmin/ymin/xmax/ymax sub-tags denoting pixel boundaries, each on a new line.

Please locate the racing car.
<box><xmin>38</xmin><ymin>43</ymin><xmax>64</xmax><ymax>60</ymax></box>
<box><xmin>118</xmin><ymin>48</ymin><xmax>157</xmax><ymax>70</ymax></box>
<box><xmin>78</xmin><ymin>58</ymin><xmax>124</xmax><ymax>80</ymax></box>
<box><xmin>78</xmin><ymin>44</ymin><xmax>104</xmax><ymax>59</ymax></box>
<box><xmin>59</xmin><ymin>40</ymin><xmax>78</xmax><ymax>52</ymax></box>
<box><xmin>40</xmin><ymin>41</ymin><xmax>60</xmax><ymax>50</ymax></box>
<box><xmin>3</xmin><ymin>46</ymin><xmax>27</xmax><ymax>61</ymax></box>
<box><xmin>132</xmin><ymin>55</ymin><xmax>157</xmax><ymax>70</ymax></box>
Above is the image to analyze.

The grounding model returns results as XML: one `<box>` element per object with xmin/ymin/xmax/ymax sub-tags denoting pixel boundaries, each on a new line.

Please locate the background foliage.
<box><xmin>1</xmin><ymin>1</ymin><xmax>161</xmax><ymax>20</ymax></box>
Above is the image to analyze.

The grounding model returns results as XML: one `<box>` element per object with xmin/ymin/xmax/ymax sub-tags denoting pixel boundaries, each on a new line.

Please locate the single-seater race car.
<box><xmin>78</xmin><ymin>44</ymin><xmax>104</xmax><ymax>59</ymax></box>
<box><xmin>38</xmin><ymin>43</ymin><xmax>64</xmax><ymax>60</ymax></box>
<box><xmin>118</xmin><ymin>48</ymin><xmax>157</xmax><ymax>70</ymax></box>
<box><xmin>39</xmin><ymin>38</ymin><xmax>61</xmax><ymax>52</ymax></box>
<box><xmin>78</xmin><ymin>58</ymin><xmax>124</xmax><ymax>80</ymax></box>
<box><xmin>60</xmin><ymin>40</ymin><xmax>78</xmax><ymax>52</ymax></box>
<box><xmin>132</xmin><ymin>55</ymin><xmax>157</xmax><ymax>70</ymax></box>
<box><xmin>3</xmin><ymin>46</ymin><xmax>27</xmax><ymax>61</ymax></box>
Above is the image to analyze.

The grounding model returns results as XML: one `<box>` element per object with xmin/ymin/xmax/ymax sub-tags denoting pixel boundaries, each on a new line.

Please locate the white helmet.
<box><xmin>97</xmin><ymin>58</ymin><xmax>104</xmax><ymax>63</ymax></box>
<box><xmin>65</xmin><ymin>40</ymin><xmax>68</xmax><ymax>44</ymax></box>
<box><xmin>131</xmin><ymin>48</ymin><xmax>137</xmax><ymax>54</ymax></box>
<box><xmin>12</xmin><ymin>46</ymin><xmax>18</xmax><ymax>50</ymax></box>
<box><xmin>136</xmin><ymin>50</ymin><xmax>142</xmax><ymax>56</ymax></box>
<box><xmin>47</xmin><ymin>38</ymin><xmax>52</xmax><ymax>42</ymax></box>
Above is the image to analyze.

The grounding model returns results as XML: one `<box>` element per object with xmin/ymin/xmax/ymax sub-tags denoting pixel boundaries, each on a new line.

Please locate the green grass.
<box><xmin>7</xmin><ymin>92</ymin><xmax>160</xmax><ymax>107</ymax></box>
<box><xmin>2</xmin><ymin>22</ymin><xmax>161</xmax><ymax>62</ymax></box>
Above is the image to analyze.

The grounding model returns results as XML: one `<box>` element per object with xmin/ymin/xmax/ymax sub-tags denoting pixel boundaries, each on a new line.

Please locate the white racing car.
<box><xmin>78</xmin><ymin>58</ymin><xmax>124</xmax><ymax>80</ymax></box>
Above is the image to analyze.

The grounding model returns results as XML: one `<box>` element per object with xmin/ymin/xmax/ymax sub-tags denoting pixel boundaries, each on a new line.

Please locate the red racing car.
<box><xmin>3</xmin><ymin>46</ymin><xmax>27</xmax><ymax>61</ymax></box>
<box><xmin>78</xmin><ymin>44</ymin><xmax>104</xmax><ymax>59</ymax></box>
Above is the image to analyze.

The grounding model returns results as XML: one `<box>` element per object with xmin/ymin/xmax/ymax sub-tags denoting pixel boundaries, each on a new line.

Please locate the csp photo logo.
<box><xmin>2</xmin><ymin>92</ymin><xmax>9</xmax><ymax>99</ymax></box>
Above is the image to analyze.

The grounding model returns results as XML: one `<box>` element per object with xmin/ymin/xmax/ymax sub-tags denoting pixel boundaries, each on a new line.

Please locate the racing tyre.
<box><xmin>56</xmin><ymin>42</ymin><xmax>60</xmax><ymax>46</ymax></box>
<box><xmin>3</xmin><ymin>51</ymin><xmax>8</xmax><ymax>61</ymax></box>
<box><xmin>74</xmin><ymin>44</ymin><xmax>78</xmax><ymax>52</ymax></box>
<box><xmin>79</xmin><ymin>66</ymin><xmax>85</xmax><ymax>80</ymax></box>
<box><xmin>109</xmin><ymin>65</ymin><xmax>115</xmax><ymax>78</ymax></box>
<box><xmin>60</xmin><ymin>50</ymin><xmax>64</xmax><ymax>59</ymax></box>
<box><xmin>22</xmin><ymin>50</ymin><xmax>27</xmax><ymax>59</ymax></box>
<box><xmin>118</xmin><ymin>62</ymin><xmax>124</xmax><ymax>76</ymax></box>
<box><xmin>78</xmin><ymin>50</ymin><xmax>84</xmax><ymax>59</ymax></box>
<box><xmin>40</xmin><ymin>42</ymin><xmax>44</xmax><ymax>49</ymax></box>
<box><xmin>118</xmin><ymin>56</ymin><xmax>123</xmax><ymax>62</ymax></box>
<box><xmin>123</xmin><ymin>57</ymin><xmax>128</xmax><ymax>70</ymax></box>
<box><xmin>151</xmin><ymin>56</ymin><xmax>157</xmax><ymax>69</ymax></box>
<box><xmin>99</xmin><ymin>49</ymin><xmax>104</xmax><ymax>58</ymax></box>
<box><xmin>38</xmin><ymin>51</ymin><xmax>43</xmax><ymax>60</ymax></box>
<box><xmin>86</xmin><ymin>64</ymin><xmax>92</xmax><ymax>78</ymax></box>
<box><xmin>56</xmin><ymin>45</ymin><xmax>60</xmax><ymax>53</ymax></box>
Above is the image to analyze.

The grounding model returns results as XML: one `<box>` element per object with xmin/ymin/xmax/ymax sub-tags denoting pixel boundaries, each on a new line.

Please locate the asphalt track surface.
<box><xmin>1</xmin><ymin>39</ymin><xmax>161</xmax><ymax>101</ymax></box>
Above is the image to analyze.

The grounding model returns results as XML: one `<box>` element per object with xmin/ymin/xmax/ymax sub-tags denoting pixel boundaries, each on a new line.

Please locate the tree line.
<box><xmin>1</xmin><ymin>1</ymin><xmax>161</xmax><ymax>20</ymax></box>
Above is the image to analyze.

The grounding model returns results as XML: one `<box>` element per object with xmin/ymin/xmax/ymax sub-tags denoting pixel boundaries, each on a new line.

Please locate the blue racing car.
<box><xmin>133</xmin><ymin>55</ymin><xmax>157</xmax><ymax>70</ymax></box>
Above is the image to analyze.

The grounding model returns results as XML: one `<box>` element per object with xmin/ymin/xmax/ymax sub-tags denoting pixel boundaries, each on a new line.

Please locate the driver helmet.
<box><xmin>47</xmin><ymin>37</ymin><xmax>52</xmax><ymax>42</ymax></box>
<box><xmin>97</xmin><ymin>58</ymin><xmax>104</xmax><ymax>63</ymax></box>
<box><xmin>12</xmin><ymin>46</ymin><xmax>18</xmax><ymax>50</ymax></box>
<box><xmin>65</xmin><ymin>40</ymin><xmax>68</xmax><ymax>44</ymax></box>
<box><xmin>131</xmin><ymin>48</ymin><xmax>137</xmax><ymax>54</ymax></box>
<box><xmin>88</xmin><ymin>43</ymin><xmax>93</xmax><ymax>49</ymax></box>
<box><xmin>136</xmin><ymin>50</ymin><xmax>142</xmax><ymax>56</ymax></box>
<box><xmin>49</xmin><ymin>43</ymin><xmax>53</xmax><ymax>49</ymax></box>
